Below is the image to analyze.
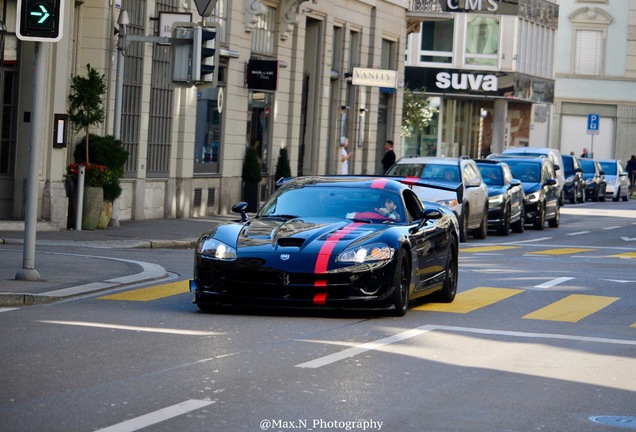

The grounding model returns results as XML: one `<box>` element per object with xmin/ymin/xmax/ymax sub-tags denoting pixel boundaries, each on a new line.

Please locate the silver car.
<box><xmin>386</xmin><ymin>156</ymin><xmax>489</xmax><ymax>242</ymax></box>
<box><xmin>598</xmin><ymin>159</ymin><xmax>630</xmax><ymax>201</ymax></box>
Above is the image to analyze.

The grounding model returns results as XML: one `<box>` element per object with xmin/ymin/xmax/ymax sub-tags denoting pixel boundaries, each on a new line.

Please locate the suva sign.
<box><xmin>436</xmin><ymin>72</ymin><xmax>498</xmax><ymax>92</ymax></box>
<box><xmin>447</xmin><ymin>0</ymin><xmax>500</xmax><ymax>12</ymax></box>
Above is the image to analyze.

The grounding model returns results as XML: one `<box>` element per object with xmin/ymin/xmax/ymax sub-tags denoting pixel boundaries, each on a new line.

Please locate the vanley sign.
<box><xmin>351</xmin><ymin>67</ymin><xmax>398</xmax><ymax>88</ymax></box>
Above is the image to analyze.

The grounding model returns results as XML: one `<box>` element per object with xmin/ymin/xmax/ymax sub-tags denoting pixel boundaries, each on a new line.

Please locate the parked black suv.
<box><xmin>561</xmin><ymin>154</ymin><xmax>585</xmax><ymax>204</ymax></box>
<box><xmin>489</xmin><ymin>156</ymin><xmax>560</xmax><ymax>229</ymax></box>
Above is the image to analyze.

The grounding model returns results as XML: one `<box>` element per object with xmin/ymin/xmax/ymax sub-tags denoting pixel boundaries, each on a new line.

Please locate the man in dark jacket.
<box><xmin>626</xmin><ymin>155</ymin><xmax>636</xmax><ymax>193</ymax></box>
<box><xmin>381</xmin><ymin>140</ymin><xmax>396</xmax><ymax>173</ymax></box>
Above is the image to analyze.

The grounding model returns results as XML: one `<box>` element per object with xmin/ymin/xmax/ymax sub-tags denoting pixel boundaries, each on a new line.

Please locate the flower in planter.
<box><xmin>66</xmin><ymin>163</ymin><xmax>113</xmax><ymax>188</ymax></box>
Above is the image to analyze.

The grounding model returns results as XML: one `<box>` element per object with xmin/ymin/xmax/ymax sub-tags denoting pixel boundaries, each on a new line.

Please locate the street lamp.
<box><xmin>477</xmin><ymin>108</ymin><xmax>487</xmax><ymax>159</ymax></box>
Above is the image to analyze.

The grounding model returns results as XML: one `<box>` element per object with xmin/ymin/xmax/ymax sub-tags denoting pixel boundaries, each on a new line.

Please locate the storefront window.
<box><xmin>465</xmin><ymin>16</ymin><xmax>499</xmax><ymax>67</ymax></box>
<box><xmin>419</xmin><ymin>19</ymin><xmax>454</xmax><ymax>65</ymax></box>
<box><xmin>194</xmin><ymin>87</ymin><xmax>223</xmax><ymax>174</ymax></box>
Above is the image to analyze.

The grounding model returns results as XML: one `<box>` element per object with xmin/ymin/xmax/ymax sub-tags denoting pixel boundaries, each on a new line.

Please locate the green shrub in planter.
<box><xmin>274</xmin><ymin>147</ymin><xmax>292</xmax><ymax>181</ymax></box>
<box><xmin>74</xmin><ymin>134</ymin><xmax>129</xmax><ymax>201</ymax></box>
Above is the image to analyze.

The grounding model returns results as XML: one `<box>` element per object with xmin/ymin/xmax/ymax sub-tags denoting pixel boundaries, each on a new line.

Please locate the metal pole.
<box><xmin>16</xmin><ymin>43</ymin><xmax>46</xmax><ymax>281</ymax></box>
<box><xmin>75</xmin><ymin>166</ymin><xmax>85</xmax><ymax>231</ymax></box>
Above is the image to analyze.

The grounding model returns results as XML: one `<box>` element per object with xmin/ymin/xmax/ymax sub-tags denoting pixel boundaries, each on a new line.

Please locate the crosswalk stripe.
<box><xmin>98</xmin><ymin>280</ymin><xmax>190</xmax><ymax>301</ymax></box>
<box><xmin>459</xmin><ymin>245</ymin><xmax>520</xmax><ymax>253</ymax></box>
<box><xmin>523</xmin><ymin>294</ymin><xmax>619</xmax><ymax>322</ymax></box>
<box><xmin>526</xmin><ymin>248</ymin><xmax>595</xmax><ymax>255</ymax></box>
<box><xmin>608</xmin><ymin>252</ymin><xmax>636</xmax><ymax>259</ymax></box>
<box><xmin>413</xmin><ymin>287</ymin><xmax>524</xmax><ymax>313</ymax></box>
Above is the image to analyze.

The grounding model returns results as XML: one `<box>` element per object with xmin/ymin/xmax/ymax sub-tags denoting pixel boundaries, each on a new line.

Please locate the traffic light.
<box><xmin>192</xmin><ymin>24</ymin><xmax>219</xmax><ymax>86</ymax></box>
<box><xmin>16</xmin><ymin>0</ymin><xmax>64</xmax><ymax>42</ymax></box>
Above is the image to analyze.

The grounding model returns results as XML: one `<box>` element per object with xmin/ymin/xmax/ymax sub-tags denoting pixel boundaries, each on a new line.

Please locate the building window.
<box><xmin>419</xmin><ymin>19</ymin><xmax>454</xmax><ymax>65</ymax></box>
<box><xmin>464</xmin><ymin>16</ymin><xmax>499</xmax><ymax>68</ymax></box>
<box><xmin>251</xmin><ymin>6</ymin><xmax>277</xmax><ymax>55</ymax></box>
<box><xmin>574</xmin><ymin>29</ymin><xmax>603</xmax><ymax>75</ymax></box>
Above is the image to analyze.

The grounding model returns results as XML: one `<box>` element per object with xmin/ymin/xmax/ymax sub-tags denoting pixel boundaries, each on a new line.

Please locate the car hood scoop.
<box><xmin>235</xmin><ymin>217</ymin><xmax>380</xmax><ymax>252</ymax></box>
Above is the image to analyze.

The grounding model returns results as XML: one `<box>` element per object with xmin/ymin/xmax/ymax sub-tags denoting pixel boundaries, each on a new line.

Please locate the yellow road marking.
<box><xmin>99</xmin><ymin>280</ymin><xmax>190</xmax><ymax>302</ymax></box>
<box><xmin>523</xmin><ymin>294</ymin><xmax>619</xmax><ymax>322</ymax></box>
<box><xmin>609</xmin><ymin>252</ymin><xmax>636</xmax><ymax>259</ymax></box>
<box><xmin>414</xmin><ymin>287</ymin><xmax>523</xmax><ymax>313</ymax></box>
<box><xmin>460</xmin><ymin>246</ymin><xmax>520</xmax><ymax>253</ymax></box>
<box><xmin>526</xmin><ymin>248</ymin><xmax>595</xmax><ymax>255</ymax></box>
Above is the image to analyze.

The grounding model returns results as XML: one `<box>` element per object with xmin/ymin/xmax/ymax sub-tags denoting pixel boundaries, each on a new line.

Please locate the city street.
<box><xmin>1</xmin><ymin>199</ymin><xmax>635</xmax><ymax>432</ymax></box>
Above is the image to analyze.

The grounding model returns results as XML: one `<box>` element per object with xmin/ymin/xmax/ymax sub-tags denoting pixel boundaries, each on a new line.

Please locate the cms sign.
<box><xmin>447</xmin><ymin>0</ymin><xmax>500</xmax><ymax>12</ymax></box>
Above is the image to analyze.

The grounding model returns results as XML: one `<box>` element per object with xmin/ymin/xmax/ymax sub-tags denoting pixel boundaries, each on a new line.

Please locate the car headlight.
<box><xmin>337</xmin><ymin>243</ymin><xmax>395</xmax><ymax>263</ymax></box>
<box><xmin>585</xmin><ymin>178</ymin><xmax>594</xmax><ymax>185</ymax></box>
<box><xmin>436</xmin><ymin>198</ymin><xmax>459</xmax><ymax>208</ymax></box>
<box><xmin>565</xmin><ymin>176</ymin><xmax>574</xmax><ymax>185</ymax></box>
<box><xmin>197</xmin><ymin>238</ymin><xmax>237</xmax><ymax>260</ymax></box>
<box><xmin>488</xmin><ymin>194</ymin><xmax>505</xmax><ymax>208</ymax></box>
<box><xmin>525</xmin><ymin>192</ymin><xmax>539</xmax><ymax>203</ymax></box>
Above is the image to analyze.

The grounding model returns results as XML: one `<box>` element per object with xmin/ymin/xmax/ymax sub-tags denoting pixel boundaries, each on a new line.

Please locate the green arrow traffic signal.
<box><xmin>30</xmin><ymin>4</ymin><xmax>51</xmax><ymax>24</ymax></box>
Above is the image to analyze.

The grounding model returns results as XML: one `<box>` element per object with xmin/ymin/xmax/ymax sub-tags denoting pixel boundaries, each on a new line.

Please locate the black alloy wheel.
<box><xmin>390</xmin><ymin>250</ymin><xmax>410</xmax><ymax>317</ymax></box>
<box><xmin>431</xmin><ymin>237</ymin><xmax>458</xmax><ymax>303</ymax></box>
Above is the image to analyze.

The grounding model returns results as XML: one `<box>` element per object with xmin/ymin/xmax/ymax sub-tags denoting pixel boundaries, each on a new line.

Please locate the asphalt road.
<box><xmin>1</xmin><ymin>199</ymin><xmax>635</xmax><ymax>432</ymax></box>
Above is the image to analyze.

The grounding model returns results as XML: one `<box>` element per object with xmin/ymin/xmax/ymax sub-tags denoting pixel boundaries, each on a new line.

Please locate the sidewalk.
<box><xmin>0</xmin><ymin>216</ymin><xmax>239</xmax><ymax>307</ymax></box>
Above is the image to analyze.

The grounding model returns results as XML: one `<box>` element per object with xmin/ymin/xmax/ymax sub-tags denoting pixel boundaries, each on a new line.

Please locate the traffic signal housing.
<box><xmin>192</xmin><ymin>24</ymin><xmax>219</xmax><ymax>86</ymax></box>
<box><xmin>16</xmin><ymin>0</ymin><xmax>65</xmax><ymax>42</ymax></box>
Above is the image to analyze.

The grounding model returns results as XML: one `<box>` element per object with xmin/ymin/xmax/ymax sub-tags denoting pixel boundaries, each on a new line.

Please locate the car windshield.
<box><xmin>562</xmin><ymin>157</ymin><xmax>575</xmax><ymax>175</ymax></box>
<box><xmin>579</xmin><ymin>159</ymin><xmax>596</xmax><ymax>173</ymax></box>
<box><xmin>258</xmin><ymin>186</ymin><xmax>405</xmax><ymax>222</ymax></box>
<box><xmin>599</xmin><ymin>162</ymin><xmax>617</xmax><ymax>175</ymax></box>
<box><xmin>387</xmin><ymin>163</ymin><xmax>460</xmax><ymax>183</ymax></box>
<box><xmin>477</xmin><ymin>165</ymin><xmax>503</xmax><ymax>186</ymax></box>
<box><xmin>506</xmin><ymin>161</ymin><xmax>540</xmax><ymax>182</ymax></box>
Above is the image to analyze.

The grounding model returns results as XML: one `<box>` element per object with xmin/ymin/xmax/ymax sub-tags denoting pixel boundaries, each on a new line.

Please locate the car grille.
<box><xmin>198</xmin><ymin>266</ymin><xmax>357</xmax><ymax>300</ymax></box>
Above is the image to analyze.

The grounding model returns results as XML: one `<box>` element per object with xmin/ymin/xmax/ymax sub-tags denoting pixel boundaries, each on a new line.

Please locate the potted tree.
<box><xmin>274</xmin><ymin>146</ymin><xmax>292</xmax><ymax>181</ymax></box>
<box><xmin>66</xmin><ymin>64</ymin><xmax>107</xmax><ymax>229</ymax></box>
<box><xmin>73</xmin><ymin>135</ymin><xmax>129</xmax><ymax>228</ymax></box>
<box><xmin>242</xmin><ymin>146</ymin><xmax>262</xmax><ymax>213</ymax></box>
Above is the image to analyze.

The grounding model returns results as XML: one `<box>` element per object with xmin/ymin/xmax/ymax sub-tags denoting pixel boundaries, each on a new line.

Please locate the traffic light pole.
<box><xmin>16</xmin><ymin>42</ymin><xmax>47</xmax><ymax>281</ymax></box>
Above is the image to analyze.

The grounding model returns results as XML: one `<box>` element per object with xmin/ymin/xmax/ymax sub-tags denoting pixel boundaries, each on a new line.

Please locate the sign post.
<box><xmin>586</xmin><ymin>114</ymin><xmax>600</xmax><ymax>158</ymax></box>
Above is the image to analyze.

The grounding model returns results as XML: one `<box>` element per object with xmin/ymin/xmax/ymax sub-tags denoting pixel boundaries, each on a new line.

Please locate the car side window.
<box><xmin>403</xmin><ymin>190</ymin><xmax>423</xmax><ymax>222</ymax></box>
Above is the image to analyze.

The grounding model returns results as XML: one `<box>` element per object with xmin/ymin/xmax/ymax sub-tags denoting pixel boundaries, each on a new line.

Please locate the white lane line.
<box><xmin>38</xmin><ymin>320</ymin><xmax>221</xmax><ymax>336</ymax></box>
<box><xmin>534</xmin><ymin>277</ymin><xmax>575</xmax><ymax>289</ymax></box>
<box><xmin>295</xmin><ymin>325</ymin><xmax>636</xmax><ymax>369</ymax></box>
<box><xmin>0</xmin><ymin>308</ymin><xmax>20</xmax><ymax>313</ymax></box>
<box><xmin>295</xmin><ymin>325</ymin><xmax>437</xmax><ymax>369</ymax></box>
<box><xmin>603</xmin><ymin>226</ymin><xmax>622</xmax><ymax>230</ymax></box>
<box><xmin>567</xmin><ymin>231</ymin><xmax>590</xmax><ymax>236</ymax></box>
<box><xmin>94</xmin><ymin>399</ymin><xmax>214</xmax><ymax>432</ymax></box>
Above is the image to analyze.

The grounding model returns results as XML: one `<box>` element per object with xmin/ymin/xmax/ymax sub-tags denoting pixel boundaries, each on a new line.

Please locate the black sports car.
<box><xmin>190</xmin><ymin>176</ymin><xmax>459</xmax><ymax>316</ymax></box>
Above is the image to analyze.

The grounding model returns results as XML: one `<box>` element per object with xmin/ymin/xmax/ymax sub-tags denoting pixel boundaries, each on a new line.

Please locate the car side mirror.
<box><xmin>510</xmin><ymin>178</ymin><xmax>521</xmax><ymax>188</ymax></box>
<box><xmin>575</xmin><ymin>168</ymin><xmax>583</xmax><ymax>173</ymax></box>
<box><xmin>232</xmin><ymin>202</ymin><xmax>250</xmax><ymax>222</ymax></box>
<box><xmin>545</xmin><ymin>179</ymin><xmax>557</xmax><ymax>186</ymax></box>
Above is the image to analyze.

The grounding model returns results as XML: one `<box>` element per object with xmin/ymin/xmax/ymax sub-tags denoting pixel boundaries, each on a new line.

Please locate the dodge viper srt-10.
<box><xmin>190</xmin><ymin>176</ymin><xmax>459</xmax><ymax>316</ymax></box>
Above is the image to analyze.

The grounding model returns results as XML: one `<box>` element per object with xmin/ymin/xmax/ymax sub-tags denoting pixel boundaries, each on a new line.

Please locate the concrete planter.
<box><xmin>82</xmin><ymin>186</ymin><xmax>104</xmax><ymax>231</ymax></box>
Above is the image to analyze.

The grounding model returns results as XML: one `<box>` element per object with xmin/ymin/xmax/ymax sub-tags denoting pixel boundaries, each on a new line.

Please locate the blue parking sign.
<box><xmin>587</xmin><ymin>114</ymin><xmax>600</xmax><ymax>135</ymax></box>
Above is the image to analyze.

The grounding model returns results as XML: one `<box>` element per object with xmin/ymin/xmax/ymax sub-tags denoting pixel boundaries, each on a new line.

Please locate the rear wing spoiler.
<box><xmin>385</xmin><ymin>176</ymin><xmax>464</xmax><ymax>204</ymax></box>
<box><xmin>275</xmin><ymin>175</ymin><xmax>463</xmax><ymax>203</ymax></box>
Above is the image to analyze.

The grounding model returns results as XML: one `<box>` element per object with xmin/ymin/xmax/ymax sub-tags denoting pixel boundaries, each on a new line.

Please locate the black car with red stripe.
<box><xmin>190</xmin><ymin>176</ymin><xmax>459</xmax><ymax>316</ymax></box>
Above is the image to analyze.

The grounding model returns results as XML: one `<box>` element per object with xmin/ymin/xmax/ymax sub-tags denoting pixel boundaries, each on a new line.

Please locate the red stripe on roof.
<box><xmin>371</xmin><ymin>178</ymin><xmax>389</xmax><ymax>189</ymax></box>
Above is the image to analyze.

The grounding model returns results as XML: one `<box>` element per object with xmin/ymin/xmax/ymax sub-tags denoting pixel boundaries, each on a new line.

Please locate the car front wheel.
<box><xmin>389</xmin><ymin>250</ymin><xmax>410</xmax><ymax>317</ymax></box>
<box><xmin>459</xmin><ymin>208</ymin><xmax>469</xmax><ymax>243</ymax></box>
<box><xmin>533</xmin><ymin>203</ymin><xmax>545</xmax><ymax>230</ymax></box>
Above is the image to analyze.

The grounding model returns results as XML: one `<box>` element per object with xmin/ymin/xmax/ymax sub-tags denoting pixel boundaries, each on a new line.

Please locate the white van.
<box><xmin>500</xmin><ymin>147</ymin><xmax>566</xmax><ymax>205</ymax></box>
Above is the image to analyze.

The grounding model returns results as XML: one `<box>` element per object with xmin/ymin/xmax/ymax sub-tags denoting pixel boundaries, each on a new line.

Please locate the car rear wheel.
<box><xmin>623</xmin><ymin>193</ymin><xmax>629</xmax><ymax>202</ymax></box>
<box><xmin>390</xmin><ymin>250</ymin><xmax>410</xmax><ymax>317</ymax></box>
<box><xmin>431</xmin><ymin>237</ymin><xmax>458</xmax><ymax>303</ymax></box>
<box><xmin>613</xmin><ymin>188</ymin><xmax>620</xmax><ymax>202</ymax></box>
<box><xmin>533</xmin><ymin>203</ymin><xmax>545</xmax><ymax>230</ymax></box>
<box><xmin>577</xmin><ymin>187</ymin><xmax>586</xmax><ymax>203</ymax></box>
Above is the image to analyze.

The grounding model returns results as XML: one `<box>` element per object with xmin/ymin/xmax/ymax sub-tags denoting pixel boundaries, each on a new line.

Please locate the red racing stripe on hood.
<box><xmin>313</xmin><ymin>292</ymin><xmax>328</xmax><ymax>305</ymax></box>
<box><xmin>314</xmin><ymin>222</ymin><xmax>364</xmax><ymax>274</ymax></box>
